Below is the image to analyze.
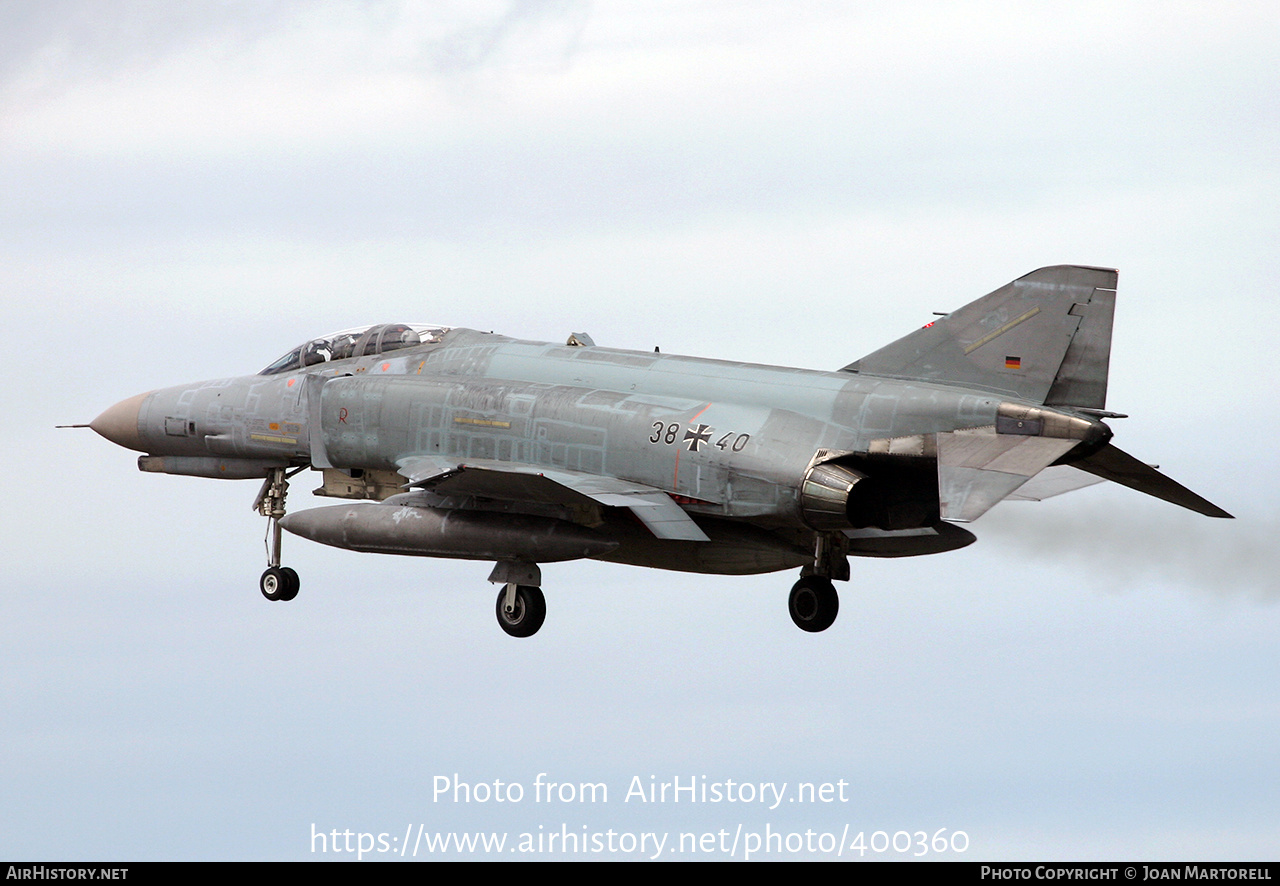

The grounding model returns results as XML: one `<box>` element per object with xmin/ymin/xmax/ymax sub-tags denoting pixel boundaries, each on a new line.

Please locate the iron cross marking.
<box><xmin>683</xmin><ymin>423</ymin><xmax>713</xmax><ymax>452</ymax></box>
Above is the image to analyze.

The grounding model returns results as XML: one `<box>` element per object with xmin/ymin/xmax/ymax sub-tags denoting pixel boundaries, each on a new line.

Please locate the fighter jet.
<box><xmin>82</xmin><ymin>266</ymin><xmax>1230</xmax><ymax>636</ymax></box>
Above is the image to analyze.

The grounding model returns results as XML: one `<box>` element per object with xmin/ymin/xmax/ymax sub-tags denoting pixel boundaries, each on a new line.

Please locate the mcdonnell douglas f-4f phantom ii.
<box><xmin>84</xmin><ymin>266</ymin><xmax>1230</xmax><ymax>637</ymax></box>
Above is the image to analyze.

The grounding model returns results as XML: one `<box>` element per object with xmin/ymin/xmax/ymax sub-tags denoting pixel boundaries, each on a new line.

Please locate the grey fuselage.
<box><xmin>96</xmin><ymin>326</ymin><xmax>1099</xmax><ymax>576</ymax></box>
<box><xmin>126</xmin><ymin>328</ymin><xmax>1012</xmax><ymax>525</ymax></box>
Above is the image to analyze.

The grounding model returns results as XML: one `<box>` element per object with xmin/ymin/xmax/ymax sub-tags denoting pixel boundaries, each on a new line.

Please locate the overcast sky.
<box><xmin>3</xmin><ymin>0</ymin><xmax>1278</xmax><ymax>861</ymax></box>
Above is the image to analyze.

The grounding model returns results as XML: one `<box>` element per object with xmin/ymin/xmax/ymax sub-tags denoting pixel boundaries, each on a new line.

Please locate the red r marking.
<box><xmin>338</xmin><ymin>407</ymin><xmax>348</xmax><ymax>424</ymax></box>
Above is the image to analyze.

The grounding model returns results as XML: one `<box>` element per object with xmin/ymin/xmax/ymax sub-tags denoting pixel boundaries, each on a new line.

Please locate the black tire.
<box><xmin>495</xmin><ymin>585</ymin><xmax>546</xmax><ymax>638</ymax></box>
<box><xmin>788</xmin><ymin>576</ymin><xmax>839</xmax><ymax>632</ymax></box>
<box><xmin>278</xmin><ymin>566</ymin><xmax>300</xmax><ymax>602</ymax></box>
<box><xmin>260</xmin><ymin>566</ymin><xmax>288</xmax><ymax>602</ymax></box>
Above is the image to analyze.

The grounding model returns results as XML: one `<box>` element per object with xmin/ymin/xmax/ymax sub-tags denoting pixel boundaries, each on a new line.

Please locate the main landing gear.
<box><xmin>495</xmin><ymin>585</ymin><xmax>546</xmax><ymax>638</ymax></box>
<box><xmin>788</xmin><ymin>575</ymin><xmax>838</xmax><ymax>632</ymax></box>
<box><xmin>788</xmin><ymin>533</ymin><xmax>847</xmax><ymax>632</ymax></box>
<box><xmin>490</xmin><ymin>561</ymin><xmax>546</xmax><ymax>638</ymax></box>
<box><xmin>254</xmin><ymin>465</ymin><xmax>306</xmax><ymax>602</ymax></box>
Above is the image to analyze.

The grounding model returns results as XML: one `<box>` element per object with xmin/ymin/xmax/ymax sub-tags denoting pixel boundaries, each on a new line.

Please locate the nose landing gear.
<box><xmin>254</xmin><ymin>466</ymin><xmax>306</xmax><ymax>602</ymax></box>
<box><xmin>260</xmin><ymin>565</ymin><xmax>300</xmax><ymax>601</ymax></box>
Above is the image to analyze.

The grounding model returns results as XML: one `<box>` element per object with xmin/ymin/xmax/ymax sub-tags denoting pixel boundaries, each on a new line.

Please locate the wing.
<box><xmin>396</xmin><ymin>456</ymin><xmax>711</xmax><ymax>542</ymax></box>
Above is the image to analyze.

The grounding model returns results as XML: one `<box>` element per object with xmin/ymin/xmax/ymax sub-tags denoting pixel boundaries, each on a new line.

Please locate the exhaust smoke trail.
<box><xmin>978</xmin><ymin>504</ymin><xmax>1278</xmax><ymax>601</ymax></box>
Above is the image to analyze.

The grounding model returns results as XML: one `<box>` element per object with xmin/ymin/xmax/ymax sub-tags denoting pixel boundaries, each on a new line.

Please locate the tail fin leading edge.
<box><xmin>844</xmin><ymin>265</ymin><xmax>1118</xmax><ymax>407</ymax></box>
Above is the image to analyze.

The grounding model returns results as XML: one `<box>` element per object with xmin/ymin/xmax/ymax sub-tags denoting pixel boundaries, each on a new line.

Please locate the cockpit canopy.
<box><xmin>260</xmin><ymin>323</ymin><xmax>451</xmax><ymax>375</ymax></box>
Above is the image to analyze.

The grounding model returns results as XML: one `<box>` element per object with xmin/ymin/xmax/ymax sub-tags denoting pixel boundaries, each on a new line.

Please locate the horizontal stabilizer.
<box><xmin>1069</xmin><ymin>444</ymin><xmax>1233</xmax><ymax>518</ymax></box>
<box><xmin>1005</xmin><ymin>464</ymin><xmax>1105</xmax><ymax>501</ymax></box>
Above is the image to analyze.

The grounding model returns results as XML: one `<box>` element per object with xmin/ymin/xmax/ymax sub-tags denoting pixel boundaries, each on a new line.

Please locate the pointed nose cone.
<box><xmin>90</xmin><ymin>392</ymin><xmax>152</xmax><ymax>452</ymax></box>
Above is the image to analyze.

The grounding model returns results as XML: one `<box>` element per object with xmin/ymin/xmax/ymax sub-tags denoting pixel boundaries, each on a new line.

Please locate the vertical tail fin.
<box><xmin>843</xmin><ymin>265</ymin><xmax>1117</xmax><ymax>407</ymax></box>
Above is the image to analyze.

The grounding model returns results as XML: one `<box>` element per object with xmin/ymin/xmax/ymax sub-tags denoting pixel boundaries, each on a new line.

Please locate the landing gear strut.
<box><xmin>788</xmin><ymin>533</ymin><xmax>846</xmax><ymax>632</ymax></box>
<box><xmin>254</xmin><ymin>465</ymin><xmax>306</xmax><ymax>602</ymax></box>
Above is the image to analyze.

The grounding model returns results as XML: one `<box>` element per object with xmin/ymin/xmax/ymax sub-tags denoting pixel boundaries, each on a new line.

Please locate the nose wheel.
<box><xmin>254</xmin><ymin>466</ymin><xmax>306</xmax><ymax>602</ymax></box>
<box><xmin>261</xmin><ymin>565</ymin><xmax>300</xmax><ymax>601</ymax></box>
